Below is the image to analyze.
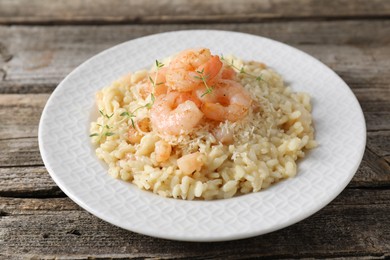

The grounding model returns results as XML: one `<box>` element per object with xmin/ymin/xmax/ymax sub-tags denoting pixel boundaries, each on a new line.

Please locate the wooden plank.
<box><xmin>360</xmin><ymin>100</ymin><xmax>390</xmax><ymax>132</ymax></box>
<box><xmin>297</xmin><ymin>45</ymin><xmax>390</xmax><ymax>90</ymax></box>
<box><xmin>367</xmin><ymin>131</ymin><xmax>390</xmax><ymax>158</ymax></box>
<box><xmin>353</xmin><ymin>88</ymin><xmax>390</xmax><ymax>131</ymax></box>
<box><xmin>0</xmin><ymin>137</ymin><xmax>42</xmax><ymax>167</ymax></box>
<box><xmin>1</xmin><ymin>189</ymin><xmax>389</xmax><ymax>258</ymax></box>
<box><xmin>0</xmin><ymin>0</ymin><xmax>390</xmax><ymax>25</ymax></box>
<box><xmin>1</xmin><ymin>22</ymin><xmax>389</xmax><ymax>94</ymax></box>
<box><xmin>0</xmin><ymin>166</ymin><xmax>62</xmax><ymax>197</ymax></box>
<box><xmin>351</xmin><ymin>147</ymin><xmax>390</xmax><ymax>188</ymax></box>
<box><xmin>0</xmin><ymin>94</ymin><xmax>49</xmax><ymax>139</ymax></box>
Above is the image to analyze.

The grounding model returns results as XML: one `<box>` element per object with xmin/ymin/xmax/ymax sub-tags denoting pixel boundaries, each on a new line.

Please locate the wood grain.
<box><xmin>1</xmin><ymin>22</ymin><xmax>389</xmax><ymax>95</ymax></box>
<box><xmin>0</xmin><ymin>94</ymin><xmax>48</xmax><ymax>139</ymax></box>
<box><xmin>0</xmin><ymin>137</ymin><xmax>42</xmax><ymax>167</ymax></box>
<box><xmin>0</xmin><ymin>166</ymin><xmax>62</xmax><ymax>197</ymax></box>
<box><xmin>1</xmin><ymin>0</ymin><xmax>390</xmax><ymax>25</ymax></box>
<box><xmin>1</xmin><ymin>189</ymin><xmax>389</xmax><ymax>258</ymax></box>
<box><xmin>0</xmin><ymin>1</ymin><xmax>389</xmax><ymax>257</ymax></box>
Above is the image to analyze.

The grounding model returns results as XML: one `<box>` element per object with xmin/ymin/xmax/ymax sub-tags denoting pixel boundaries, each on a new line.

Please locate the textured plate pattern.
<box><xmin>39</xmin><ymin>30</ymin><xmax>366</xmax><ymax>241</ymax></box>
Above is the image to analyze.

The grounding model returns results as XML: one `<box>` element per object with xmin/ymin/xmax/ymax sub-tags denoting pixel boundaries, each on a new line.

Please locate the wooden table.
<box><xmin>1</xmin><ymin>1</ymin><xmax>389</xmax><ymax>258</ymax></box>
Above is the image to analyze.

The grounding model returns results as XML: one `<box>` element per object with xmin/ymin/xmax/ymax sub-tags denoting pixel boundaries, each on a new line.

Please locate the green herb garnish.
<box><xmin>99</xmin><ymin>110</ymin><xmax>113</xmax><ymax>119</ymax></box>
<box><xmin>221</xmin><ymin>55</ymin><xmax>266</xmax><ymax>83</ymax></box>
<box><xmin>194</xmin><ymin>68</ymin><xmax>214</xmax><ymax>97</ymax></box>
<box><xmin>90</xmin><ymin>123</ymin><xmax>115</xmax><ymax>141</ymax></box>
<box><xmin>121</xmin><ymin>60</ymin><xmax>164</xmax><ymax>129</ymax></box>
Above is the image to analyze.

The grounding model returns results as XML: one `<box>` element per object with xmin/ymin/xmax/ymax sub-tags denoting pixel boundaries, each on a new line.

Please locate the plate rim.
<box><xmin>39</xmin><ymin>29</ymin><xmax>367</xmax><ymax>241</ymax></box>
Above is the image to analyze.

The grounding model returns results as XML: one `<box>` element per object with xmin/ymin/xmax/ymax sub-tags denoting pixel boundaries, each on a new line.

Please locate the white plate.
<box><xmin>39</xmin><ymin>30</ymin><xmax>366</xmax><ymax>242</ymax></box>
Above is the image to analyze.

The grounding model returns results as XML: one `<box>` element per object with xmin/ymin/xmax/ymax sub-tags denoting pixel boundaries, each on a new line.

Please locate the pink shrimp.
<box><xmin>127</xmin><ymin>118</ymin><xmax>151</xmax><ymax>144</ymax></box>
<box><xmin>165</xmin><ymin>48</ymin><xmax>223</xmax><ymax>92</ymax></box>
<box><xmin>177</xmin><ymin>152</ymin><xmax>204</xmax><ymax>175</ymax></box>
<box><xmin>201</xmin><ymin>80</ymin><xmax>252</xmax><ymax>122</ymax></box>
<box><xmin>150</xmin><ymin>92</ymin><xmax>204</xmax><ymax>135</ymax></box>
<box><xmin>191</xmin><ymin>66</ymin><xmax>238</xmax><ymax>105</ymax></box>
<box><xmin>154</xmin><ymin>140</ymin><xmax>172</xmax><ymax>162</ymax></box>
<box><xmin>212</xmin><ymin>127</ymin><xmax>234</xmax><ymax>145</ymax></box>
<box><xmin>175</xmin><ymin>91</ymin><xmax>202</xmax><ymax>108</ymax></box>
<box><xmin>221</xmin><ymin>67</ymin><xmax>236</xmax><ymax>80</ymax></box>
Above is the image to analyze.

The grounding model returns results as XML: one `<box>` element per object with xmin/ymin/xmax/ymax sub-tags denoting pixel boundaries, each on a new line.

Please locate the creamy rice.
<box><xmin>90</xmin><ymin>55</ymin><xmax>317</xmax><ymax>200</ymax></box>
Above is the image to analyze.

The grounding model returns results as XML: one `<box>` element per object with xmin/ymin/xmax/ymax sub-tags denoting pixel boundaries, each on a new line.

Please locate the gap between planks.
<box><xmin>3</xmin><ymin>15</ymin><xmax>390</xmax><ymax>26</ymax></box>
<box><xmin>1</xmin><ymin>189</ymin><xmax>390</xmax><ymax>258</ymax></box>
<box><xmin>1</xmin><ymin>23</ymin><xmax>389</xmax><ymax>95</ymax></box>
<box><xmin>1</xmin><ymin>0</ymin><xmax>390</xmax><ymax>25</ymax></box>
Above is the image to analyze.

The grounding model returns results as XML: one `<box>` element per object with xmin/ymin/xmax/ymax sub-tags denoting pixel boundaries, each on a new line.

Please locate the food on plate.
<box><xmin>90</xmin><ymin>48</ymin><xmax>317</xmax><ymax>200</ymax></box>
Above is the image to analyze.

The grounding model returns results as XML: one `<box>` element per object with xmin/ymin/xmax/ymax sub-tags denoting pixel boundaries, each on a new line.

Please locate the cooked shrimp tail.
<box><xmin>166</xmin><ymin>48</ymin><xmax>223</xmax><ymax>92</ymax></box>
<box><xmin>201</xmin><ymin>80</ymin><xmax>252</xmax><ymax>122</ymax></box>
<box><xmin>150</xmin><ymin>92</ymin><xmax>204</xmax><ymax>135</ymax></box>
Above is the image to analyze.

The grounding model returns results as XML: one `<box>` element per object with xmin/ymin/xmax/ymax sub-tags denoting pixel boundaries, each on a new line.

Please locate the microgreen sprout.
<box><xmin>120</xmin><ymin>103</ymin><xmax>149</xmax><ymax>128</ymax></box>
<box><xmin>120</xmin><ymin>111</ymin><xmax>136</xmax><ymax>128</ymax></box>
<box><xmin>89</xmin><ymin>123</ymin><xmax>115</xmax><ymax>140</ymax></box>
<box><xmin>99</xmin><ymin>110</ymin><xmax>113</xmax><ymax>119</ymax></box>
<box><xmin>221</xmin><ymin>55</ymin><xmax>267</xmax><ymax>83</ymax></box>
<box><xmin>121</xmin><ymin>60</ymin><xmax>164</xmax><ymax>129</ymax></box>
<box><xmin>120</xmin><ymin>100</ymin><xmax>154</xmax><ymax>129</ymax></box>
<box><xmin>194</xmin><ymin>68</ymin><xmax>214</xmax><ymax>97</ymax></box>
<box><xmin>155</xmin><ymin>60</ymin><xmax>164</xmax><ymax>69</ymax></box>
<box><xmin>147</xmin><ymin>60</ymin><xmax>165</xmax><ymax>107</ymax></box>
<box><xmin>150</xmin><ymin>60</ymin><xmax>164</xmax><ymax>89</ymax></box>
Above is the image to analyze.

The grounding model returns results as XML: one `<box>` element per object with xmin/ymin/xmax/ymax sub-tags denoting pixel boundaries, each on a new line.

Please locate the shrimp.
<box><xmin>177</xmin><ymin>152</ymin><xmax>204</xmax><ymax>175</ymax></box>
<box><xmin>175</xmin><ymin>91</ymin><xmax>202</xmax><ymax>108</ymax></box>
<box><xmin>128</xmin><ymin>118</ymin><xmax>151</xmax><ymax>144</ymax></box>
<box><xmin>165</xmin><ymin>48</ymin><xmax>223</xmax><ymax>92</ymax></box>
<box><xmin>150</xmin><ymin>92</ymin><xmax>204</xmax><ymax>135</ymax></box>
<box><xmin>221</xmin><ymin>67</ymin><xmax>236</xmax><ymax>80</ymax></box>
<box><xmin>213</xmin><ymin>126</ymin><xmax>234</xmax><ymax>145</ymax></box>
<box><xmin>192</xmin><ymin>85</ymin><xmax>218</xmax><ymax>104</ymax></box>
<box><xmin>154</xmin><ymin>140</ymin><xmax>172</xmax><ymax>162</ymax></box>
<box><xmin>201</xmin><ymin>80</ymin><xmax>252</xmax><ymax>122</ymax></box>
<box><xmin>128</xmin><ymin>127</ymin><xmax>142</xmax><ymax>144</ymax></box>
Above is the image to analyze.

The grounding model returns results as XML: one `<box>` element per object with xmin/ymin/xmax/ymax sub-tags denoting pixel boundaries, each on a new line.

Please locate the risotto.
<box><xmin>90</xmin><ymin>48</ymin><xmax>317</xmax><ymax>200</ymax></box>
